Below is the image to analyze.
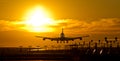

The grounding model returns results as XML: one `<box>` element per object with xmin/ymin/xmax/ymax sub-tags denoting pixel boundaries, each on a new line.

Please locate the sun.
<box><xmin>22</xmin><ymin>6</ymin><xmax>56</xmax><ymax>32</ymax></box>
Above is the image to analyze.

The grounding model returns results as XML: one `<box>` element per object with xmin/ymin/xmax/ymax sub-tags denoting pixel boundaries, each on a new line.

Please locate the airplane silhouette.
<box><xmin>36</xmin><ymin>28</ymin><xmax>89</xmax><ymax>43</ymax></box>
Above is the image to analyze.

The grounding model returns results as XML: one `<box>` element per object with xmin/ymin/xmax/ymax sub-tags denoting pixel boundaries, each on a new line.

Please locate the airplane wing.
<box><xmin>36</xmin><ymin>36</ymin><xmax>82</xmax><ymax>41</ymax></box>
<box><xmin>36</xmin><ymin>36</ymin><xmax>59</xmax><ymax>41</ymax></box>
<box><xmin>65</xmin><ymin>35</ymin><xmax>90</xmax><ymax>41</ymax></box>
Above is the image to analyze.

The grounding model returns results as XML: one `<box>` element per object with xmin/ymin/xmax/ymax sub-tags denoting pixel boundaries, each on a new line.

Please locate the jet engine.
<box><xmin>43</xmin><ymin>38</ymin><xmax>46</xmax><ymax>40</ymax></box>
<box><xmin>79</xmin><ymin>37</ymin><xmax>82</xmax><ymax>40</ymax></box>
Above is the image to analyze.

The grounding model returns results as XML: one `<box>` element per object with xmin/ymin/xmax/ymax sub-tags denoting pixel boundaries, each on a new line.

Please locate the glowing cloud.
<box><xmin>0</xmin><ymin>18</ymin><xmax>120</xmax><ymax>34</ymax></box>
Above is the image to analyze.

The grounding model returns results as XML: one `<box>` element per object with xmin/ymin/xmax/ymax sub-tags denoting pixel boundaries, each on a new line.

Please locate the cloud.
<box><xmin>52</xmin><ymin>18</ymin><xmax>120</xmax><ymax>34</ymax></box>
<box><xmin>0</xmin><ymin>20</ymin><xmax>25</xmax><ymax>31</ymax></box>
<box><xmin>88</xmin><ymin>18</ymin><xmax>120</xmax><ymax>33</ymax></box>
<box><xmin>0</xmin><ymin>18</ymin><xmax>120</xmax><ymax>34</ymax></box>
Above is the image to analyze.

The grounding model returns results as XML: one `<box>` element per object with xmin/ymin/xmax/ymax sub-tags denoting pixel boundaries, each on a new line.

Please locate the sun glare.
<box><xmin>23</xmin><ymin>6</ymin><xmax>56</xmax><ymax>32</ymax></box>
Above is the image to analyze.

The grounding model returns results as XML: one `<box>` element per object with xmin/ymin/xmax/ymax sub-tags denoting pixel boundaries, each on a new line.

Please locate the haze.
<box><xmin>0</xmin><ymin>0</ymin><xmax>120</xmax><ymax>47</ymax></box>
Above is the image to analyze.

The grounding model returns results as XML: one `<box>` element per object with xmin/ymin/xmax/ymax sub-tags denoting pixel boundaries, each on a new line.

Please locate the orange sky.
<box><xmin>0</xmin><ymin>0</ymin><xmax>120</xmax><ymax>47</ymax></box>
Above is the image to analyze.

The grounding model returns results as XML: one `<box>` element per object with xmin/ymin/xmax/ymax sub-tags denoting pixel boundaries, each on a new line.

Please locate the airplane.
<box><xmin>36</xmin><ymin>28</ymin><xmax>89</xmax><ymax>43</ymax></box>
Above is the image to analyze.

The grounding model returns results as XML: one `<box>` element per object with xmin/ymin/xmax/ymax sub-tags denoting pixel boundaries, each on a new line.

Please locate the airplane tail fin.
<box><xmin>62</xmin><ymin>28</ymin><xmax>63</xmax><ymax>33</ymax></box>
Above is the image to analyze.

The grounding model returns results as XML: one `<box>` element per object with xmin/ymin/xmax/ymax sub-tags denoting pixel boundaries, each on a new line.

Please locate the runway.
<box><xmin>0</xmin><ymin>47</ymin><xmax>120</xmax><ymax>61</ymax></box>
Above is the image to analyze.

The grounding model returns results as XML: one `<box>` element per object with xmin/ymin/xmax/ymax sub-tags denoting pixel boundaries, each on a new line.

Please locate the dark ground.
<box><xmin>0</xmin><ymin>47</ymin><xmax>120</xmax><ymax>61</ymax></box>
